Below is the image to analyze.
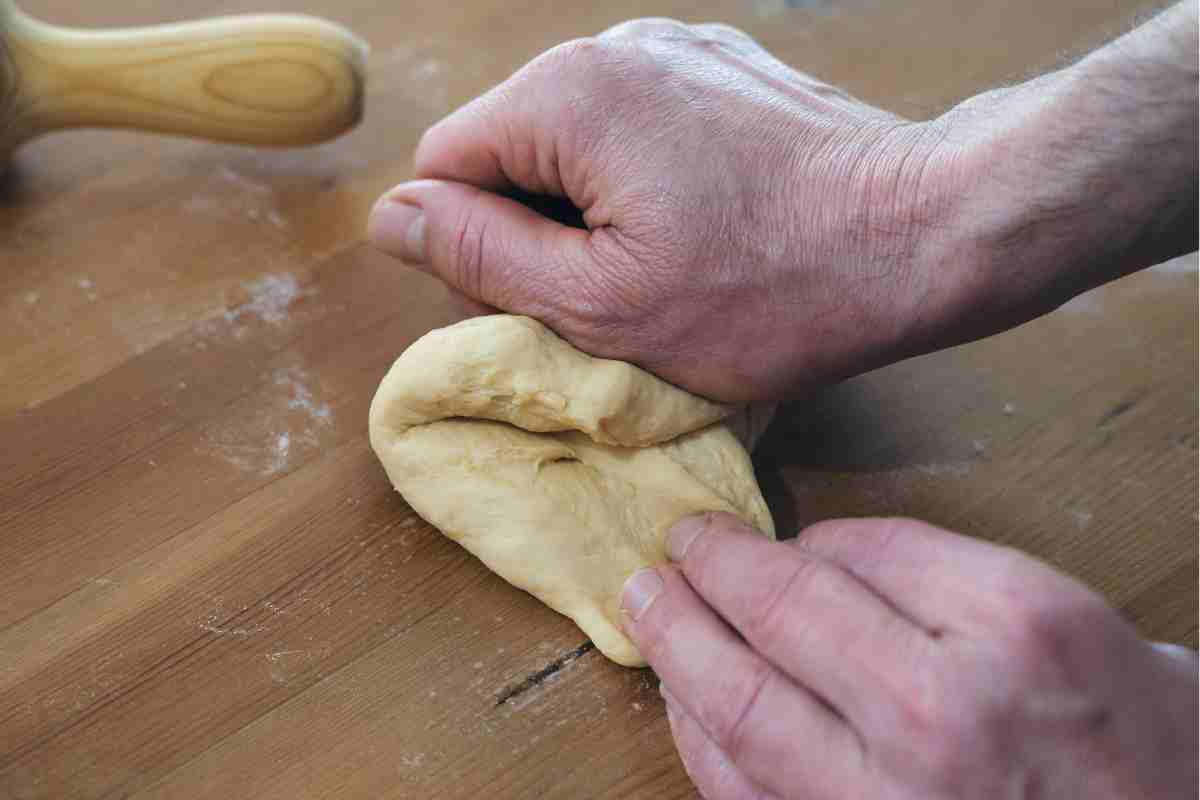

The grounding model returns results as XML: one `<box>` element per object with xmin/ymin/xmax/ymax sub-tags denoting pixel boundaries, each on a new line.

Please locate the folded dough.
<box><xmin>368</xmin><ymin>315</ymin><xmax>775</xmax><ymax>667</ymax></box>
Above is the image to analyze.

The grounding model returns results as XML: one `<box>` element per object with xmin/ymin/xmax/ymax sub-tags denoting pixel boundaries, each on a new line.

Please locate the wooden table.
<box><xmin>2</xmin><ymin>0</ymin><xmax>1194</xmax><ymax>797</ymax></box>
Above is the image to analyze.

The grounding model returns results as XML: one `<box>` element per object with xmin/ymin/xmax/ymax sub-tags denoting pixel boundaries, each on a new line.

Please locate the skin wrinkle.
<box><xmin>720</xmin><ymin>664</ymin><xmax>779</xmax><ymax>766</ymax></box>
<box><xmin>448</xmin><ymin>202</ymin><xmax>500</xmax><ymax>307</ymax></box>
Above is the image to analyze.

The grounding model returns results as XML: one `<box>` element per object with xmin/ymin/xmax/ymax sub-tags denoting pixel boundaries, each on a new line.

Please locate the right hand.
<box><xmin>366</xmin><ymin>19</ymin><xmax>966</xmax><ymax>403</ymax></box>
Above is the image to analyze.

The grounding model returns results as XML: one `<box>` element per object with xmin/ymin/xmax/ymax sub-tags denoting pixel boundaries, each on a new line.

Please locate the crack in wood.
<box><xmin>495</xmin><ymin>641</ymin><xmax>595</xmax><ymax>706</ymax></box>
<box><xmin>1097</xmin><ymin>398</ymin><xmax>1138</xmax><ymax>427</ymax></box>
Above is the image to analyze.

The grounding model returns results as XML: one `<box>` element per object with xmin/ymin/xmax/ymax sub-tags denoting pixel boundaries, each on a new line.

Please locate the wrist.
<box><xmin>912</xmin><ymin>5</ymin><xmax>1198</xmax><ymax>348</ymax></box>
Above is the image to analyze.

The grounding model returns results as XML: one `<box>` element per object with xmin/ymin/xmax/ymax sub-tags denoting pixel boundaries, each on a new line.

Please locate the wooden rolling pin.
<box><xmin>0</xmin><ymin>1</ymin><xmax>367</xmax><ymax>157</ymax></box>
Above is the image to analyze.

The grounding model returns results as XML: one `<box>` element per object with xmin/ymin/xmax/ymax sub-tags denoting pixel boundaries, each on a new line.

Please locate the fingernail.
<box><xmin>667</xmin><ymin>515</ymin><xmax>710</xmax><ymax>562</ymax></box>
<box><xmin>368</xmin><ymin>195</ymin><xmax>427</xmax><ymax>266</ymax></box>
<box><xmin>621</xmin><ymin>568</ymin><xmax>664</xmax><ymax>621</ymax></box>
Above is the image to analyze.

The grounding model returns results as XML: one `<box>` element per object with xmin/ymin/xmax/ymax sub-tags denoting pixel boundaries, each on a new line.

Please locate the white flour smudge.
<box><xmin>199</xmin><ymin>365</ymin><xmax>334</xmax><ymax>477</ymax></box>
<box><xmin>263</xmin><ymin>643</ymin><xmax>331</xmax><ymax>685</ymax></box>
<box><xmin>225</xmin><ymin>273</ymin><xmax>310</xmax><ymax>326</ymax></box>
<box><xmin>1066</xmin><ymin>508</ymin><xmax>1093</xmax><ymax>530</ymax></box>
<box><xmin>914</xmin><ymin>462</ymin><xmax>972</xmax><ymax>478</ymax></box>
<box><xmin>266</xmin><ymin>432</ymin><xmax>292</xmax><ymax>475</ymax></box>
<box><xmin>279</xmin><ymin>370</ymin><xmax>332</xmax><ymax>422</ymax></box>
<box><xmin>218</xmin><ymin>164</ymin><xmax>271</xmax><ymax>195</ymax></box>
<box><xmin>398</xmin><ymin>753</ymin><xmax>426</xmax><ymax>769</ymax></box>
<box><xmin>197</xmin><ymin>597</ymin><xmax>268</xmax><ymax>638</ymax></box>
<box><xmin>185</xmin><ymin>165</ymin><xmax>291</xmax><ymax>229</ymax></box>
<box><xmin>411</xmin><ymin>59</ymin><xmax>441</xmax><ymax>80</ymax></box>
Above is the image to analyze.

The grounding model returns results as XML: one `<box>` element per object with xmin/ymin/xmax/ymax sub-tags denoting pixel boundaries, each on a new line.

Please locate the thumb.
<box><xmin>367</xmin><ymin>178</ymin><xmax>593</xmax><ymax>317</ymax></box>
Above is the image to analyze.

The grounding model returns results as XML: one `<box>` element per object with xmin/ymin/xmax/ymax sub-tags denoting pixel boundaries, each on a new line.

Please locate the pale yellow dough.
<box><xmin>368</xmin><ymin>315</ymin><xmax>775</xmax><ymax>667</ymax></box>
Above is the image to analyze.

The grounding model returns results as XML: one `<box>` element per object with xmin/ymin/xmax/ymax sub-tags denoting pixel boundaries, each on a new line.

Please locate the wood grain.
<box><xmin>1</xmin><ymin>0</ymin><xmax>1193</xmax><ymax>798</ymax></box>
<box><xmin>1</xmin><ymin>0</ymin><xmax>367</xmax><ymax>155</ymax></box>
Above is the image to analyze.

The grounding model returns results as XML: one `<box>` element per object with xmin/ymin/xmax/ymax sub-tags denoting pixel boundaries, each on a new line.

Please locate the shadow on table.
<box><xmin>752</xmin><ymin>378</ymin><xmax>913</xmax><ymax>539</ymax></box>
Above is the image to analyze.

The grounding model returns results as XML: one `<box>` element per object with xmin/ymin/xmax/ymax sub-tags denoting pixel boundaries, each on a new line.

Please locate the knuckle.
<box><xmin>692</xmin><ymin>22</ymin><xmax>754</xmax><ymax>42</ymax></box>
<box><xmin>536</xmin><ymin>36</ymin><xmax>606</xmax><ymax>76</ymax></box>
<box><xmin>796</xmin><ymin>516</ymin><xmax>910</xmax><ymax>557</ymax></box>
<box><xmin>886</xmin><ymin>675</ymin><xmax>990</xmax><ymax>791</ymax></box>
<box><xmin>629</xmin><ymin>582</ymin><xmax>681</xmax><ymax>663</ymax></box>
<box><xmin>743</xmin><ymin>555</ymin><xmax>833</xmax><ymax>650</ymax></box>
<box><xmin>916</xmin><ymin>731</ymin><xmax>976</xmax><ymax>791</ymax></box>
<box><xmin>599</xmin><ymin>17</ymin><xmax>690</xmax><ymax>40</ymax></box>
<box><xmin>891</xmin><ymin>666</ymin><xmax>950</xmax><ymax>737</ymax></box>
<box><xmin>992</xmin><ymin>552</ymin><xmax>1111</xmax><ymax>665</ymax></box>
<box><xmin>446</xmin><ymin>204</ymin><xmax>491</xmax><ymax>301</ymax></box>
<box><xmin>707</xmin><ymin>661</ymin><xmax>774</xmax><ymax>761</ymax></box>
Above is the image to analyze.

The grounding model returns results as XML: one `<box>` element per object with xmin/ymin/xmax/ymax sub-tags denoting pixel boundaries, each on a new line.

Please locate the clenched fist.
<box><xmin>368</xmin><ymin>19</ymin><xmax>961</xmax><ymax>402</ymax></box>
<box><xmin>368</xmin><ymin>12</ymin><xmax>1194</xmax><ymax>404</ymax></box>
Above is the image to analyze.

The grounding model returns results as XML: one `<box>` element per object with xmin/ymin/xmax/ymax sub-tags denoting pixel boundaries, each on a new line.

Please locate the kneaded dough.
<box><xmin>368</xmin><ymin>315</ymin><xmax>775</xmax><ymax>667</ymax></box>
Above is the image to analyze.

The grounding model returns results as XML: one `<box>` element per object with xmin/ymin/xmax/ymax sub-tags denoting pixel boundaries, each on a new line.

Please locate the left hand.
<box><xmin>620</xmin><ymin>513</ymin><xmax>1199</xmax><ymax>799</ymax></box>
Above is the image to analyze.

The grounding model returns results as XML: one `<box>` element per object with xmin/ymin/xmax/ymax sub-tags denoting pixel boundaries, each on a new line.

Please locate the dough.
<box><xmin>368</xmin><ymin>315</ymin><xmax>775</xmax><ymax>666</ymax></box>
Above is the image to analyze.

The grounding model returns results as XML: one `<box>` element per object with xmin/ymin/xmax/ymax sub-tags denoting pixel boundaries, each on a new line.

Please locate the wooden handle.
<box><xmin>0</xmin><ymin>1</ymin><xmax>367</xmax><ymax>152</ymax></box>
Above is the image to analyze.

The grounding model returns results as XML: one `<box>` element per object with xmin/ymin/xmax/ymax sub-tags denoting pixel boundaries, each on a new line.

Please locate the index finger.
<box><xmin>667</xmin><ymin>512</ymin><xmax>939</xmax><ymax>737</ymax></box>
<box><xmin>621</xmin><ymin>564</ymin><xmax>866</xmax><ymax>800</ymax></box>
<box><xmin>414</xmin><ymin>39</ymin><xmax>593</xmax><ymax>196</ymax></box>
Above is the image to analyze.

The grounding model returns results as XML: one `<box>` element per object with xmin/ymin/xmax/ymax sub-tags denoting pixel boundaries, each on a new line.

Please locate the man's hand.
<box><xmin>620</xmin><ymin>514</ymin><xmax>1198</xmax><ymax>799</ymax></box>
<box><xmin>367</xmin><ymin>19</ymin><xmax>959</xmax><ymax>403</ymax></box>
<box><xmin>367</xmin><ymin>6</ymin><xmax>1196</xmax><ymax>405</ymax></box>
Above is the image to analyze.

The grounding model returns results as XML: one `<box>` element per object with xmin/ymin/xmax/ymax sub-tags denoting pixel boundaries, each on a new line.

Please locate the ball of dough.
<box><xmin>369</xmin><ymin>315</ymin><xmax>775</xmax><ymax>667</ymax></box>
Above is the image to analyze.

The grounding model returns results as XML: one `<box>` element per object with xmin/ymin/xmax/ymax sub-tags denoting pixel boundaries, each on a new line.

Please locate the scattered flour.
<box><xmin>218</xmin><ymin>164</ymin><xmax>271</xmax><ymax>195</ymax></box>
<box><xmin>1067</xmin><ymin>508</ymin><xmax>1093</xmax><ymax>530</ymax></box>
<box><xmin>184</xmin><ymin>165</ymin><xmax>291</xmax><ymax>230</ymax></box>
<box><xmin>411</xmin><ymin>59</ymin><xmax>441</xmax><ymax>80</ymax></box>
<box><xmin>199</xmin><ymin>364</ymin><xmax>334</xmax><ymax>477</ymax></box>
<box><xmin>278</xmin><ymin>368</ymin><xmax>332</xmax><ymax>422</ymax></box>
<box><xmin>225</xmin><ymin>273</ymin><xmax>310</xmax><ymax>326</ymax></box>
<box><xmin>914</xmin><ymin>462</ymin><xmax>972</xmax><ymax>478</ymax></box>
<box><xmin>197</xmin><ymin>598</ymin><xmax>268</xmax><ymax>638</ymax></box>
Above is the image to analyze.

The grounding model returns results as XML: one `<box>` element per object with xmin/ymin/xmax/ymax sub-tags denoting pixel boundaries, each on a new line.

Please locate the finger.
<box><xmin>661</xmin><ymin>685</ymin><xmax>779</xmax><ymax>800</ymax></box>
<box><xmin>794</xmin><ymin>517</ymin><xmax>1098</xmax><ymax>637</ymax></box>
<box><xmin>413</xmin><ymin>88</ymin><xmax>517</xmax><ymax>192</ymax></box>
<box><xmin>367</xmin><ymin>178</ymin><xmax>592</xmax><ymax>315</ymax></box>
<box><xmin>414</xmin><ymin>41</ymin><xmax>590</xmax><ymax>196</ymax></box>
<box><xmin>621</xmin><ymin>565</ymin><xmax>865</xmax><ymax>799</ymax></box>
<box><xmin>666</xmin><ymin>513</ymin><xmax>938</xmax><ymax>736</ymax></box>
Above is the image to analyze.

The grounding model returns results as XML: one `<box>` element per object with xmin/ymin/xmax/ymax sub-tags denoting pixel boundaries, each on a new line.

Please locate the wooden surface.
<box><xmin>1</xmin><ymin>0</ymin><xmax>1194</xmax><ymax>797</ymax></box>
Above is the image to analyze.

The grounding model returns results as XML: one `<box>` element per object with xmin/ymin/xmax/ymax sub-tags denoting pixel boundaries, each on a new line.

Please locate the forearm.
<box><xmin>920</xmin><ymin>1</ymin><xmax>1198</xmax><ymax>344</ymax></box>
